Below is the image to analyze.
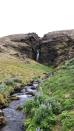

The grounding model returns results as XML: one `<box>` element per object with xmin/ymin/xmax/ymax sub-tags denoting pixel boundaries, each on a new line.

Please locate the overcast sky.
<box><xmin>0</xmin><ymin>0</ymin><xmax>74</xmax><ymax>37</ymax></box>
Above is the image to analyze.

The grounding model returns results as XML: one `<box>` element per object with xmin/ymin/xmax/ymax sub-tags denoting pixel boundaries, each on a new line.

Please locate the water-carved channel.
<box><xmin>1</xmin><ymin>81</ymin><xmax>39</xmax><ymax>131</ymax></box>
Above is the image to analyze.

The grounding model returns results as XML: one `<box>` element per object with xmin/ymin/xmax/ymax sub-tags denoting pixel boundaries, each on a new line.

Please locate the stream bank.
<box><xmin>0</xmin><ymin>80</ymin><xmax>39</xmax><ymax>131</ymax></box>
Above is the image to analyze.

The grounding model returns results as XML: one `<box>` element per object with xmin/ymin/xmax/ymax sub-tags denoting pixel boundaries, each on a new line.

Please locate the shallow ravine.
<box><xmin>0</xmin><ymin>81</ymin><xmax>38</xmax><ymax>131</ymax></box>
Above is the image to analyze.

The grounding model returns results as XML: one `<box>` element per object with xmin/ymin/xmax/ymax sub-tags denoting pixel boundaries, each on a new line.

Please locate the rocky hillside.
<box><xmin>0</xmin><ymin>30</ymin><xmax>74</xmax><ymax>66</ymax></box>
<box><xmin>40</xmin><ymin>30</ymin><xmax>74</xmax><ymax>66</ymax></box>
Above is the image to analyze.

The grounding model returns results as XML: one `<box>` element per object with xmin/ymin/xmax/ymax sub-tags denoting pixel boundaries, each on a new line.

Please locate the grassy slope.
<box><xmin>0</xmin><ymin>55</ymin><xmax>50</xmax><ymax>82</ymax></box>
<box><xmin>41</xmin><ymin>58</ymin><xmax>74</xmax><ymax>131</ymax></box>
<box><xmin>0</xmin><ymin>55</ymin><xmax>51</xmax><ymax>107</ymax></box>
<box><xmin>24</xmin><ymin>58</ymin><xmax>74</xmax><ymax>131</ymax></box>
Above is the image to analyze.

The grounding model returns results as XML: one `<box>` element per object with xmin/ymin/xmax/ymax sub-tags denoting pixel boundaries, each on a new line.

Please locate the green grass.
<box><xmin>41</xmin><ymin>59</ymin><xmax>74</xmax><ymax>108</ymax></box>
<box><xmin>60</xmin><ymin>111</ymin><xmax>74</xmax><ymax>131</ymax></box>
<box><xmin>40</xmin><ymin>59</ymin><xmax>74</xmax><ymax>130</ymax></box>
<box><xmin>23</xmin><ymin>58</ymin><xmax>74</xmax><ymax>131</ymax></box>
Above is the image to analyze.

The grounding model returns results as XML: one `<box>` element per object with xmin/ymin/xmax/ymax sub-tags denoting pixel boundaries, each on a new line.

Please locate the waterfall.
<box><xmin>36</xmin><ymin>50</ymin><xmax>39</xmax><ymax>61</ymax></box>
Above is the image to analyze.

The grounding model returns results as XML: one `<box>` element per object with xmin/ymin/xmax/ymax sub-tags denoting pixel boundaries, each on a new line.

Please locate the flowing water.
<box><xmin>36</xmin><ymin>50</ymin><xmax>40</xmax><ymax>61</ymax></box>
<box><xmin>0</xmin><ymin>73</ymin><xmax>53</xmax><ymax>131</ymax></box>
<box><xmin>1</xmin><ymin>82</ymin><xmax>38</xmax><ymax>131</ymax></box>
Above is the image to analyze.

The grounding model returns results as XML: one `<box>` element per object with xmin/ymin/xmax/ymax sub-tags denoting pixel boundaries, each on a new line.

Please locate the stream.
<box><xmin>1</xmin><ymin>81</ymin><xmax>39</xmax><ymax>131</ymax></box>
<box><xmin>0</xmin><ymin>72</ymin><xmax>53</xmax><ymax>131</ymax></box>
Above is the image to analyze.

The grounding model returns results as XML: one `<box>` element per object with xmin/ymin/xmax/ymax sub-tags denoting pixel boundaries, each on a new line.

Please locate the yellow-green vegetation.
<box><xmin>23</xmin><ymin>58</ymin><xmax>74</xmax><ymax>131</ymax></box>
<box><xmin>0</xmin><ymin>93</ymin><xmax>7</xmax><ymax>108</ymax></box>
<box><xmin>0</xmin><ymin>56</ymin><xmax>50</xmax><ymax>82</ymax></box>
<box><xmin>0</xmin><ymin>55</ymin><xmax>51</xmax><ymax>108</ymax></box>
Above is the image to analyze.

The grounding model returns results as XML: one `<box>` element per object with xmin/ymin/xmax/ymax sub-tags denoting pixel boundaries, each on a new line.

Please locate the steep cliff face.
<box><xmin>8</xmin><ymin>33</ymin><xmax>40</xmax><ymax>60</ymax></box>
<box><xmin>39</xmin><ymin>30</ymin><xmax>74</xmax><ymax>66</ymax></box>
<box><xmin>0</xmin><ymin>30</ymin><xmax>74</xmax><ymax>66</ymax></box>
<box><xmin>0</xmin><ymin>33</ymin><xmax>39</xmax><ymax>60</ymax></box>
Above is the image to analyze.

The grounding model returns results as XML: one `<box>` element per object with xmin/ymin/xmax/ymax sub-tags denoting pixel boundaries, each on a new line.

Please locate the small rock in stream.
<box><xmin>0</xmin><ymin>110</ymin><xmax>6</xmax><ymax>127</ymax></box>
<box><xmin>10</xmin><ymin>96</ymin><xmax>20</xmax><ymax>101</ymax></box>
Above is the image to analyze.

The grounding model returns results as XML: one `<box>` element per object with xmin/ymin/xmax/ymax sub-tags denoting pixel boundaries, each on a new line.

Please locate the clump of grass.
<box><xmin>23</xmin><ymin>95</ymin><xmax>62</xmax><ymax>130</ymax></box>
<box><xmin>0</xmin><ymin>76</ymin><xmax>25</xmax><ymax>108</ymax></box>
<box><xmin>0</xmin><ymin>93</ymin><xmax>7</xmax><ymax>108</ymax></box>
<box><xmin>60</xmin><ymin>111</ymin><xmax>74</xmax><ymax>131</ymax></box>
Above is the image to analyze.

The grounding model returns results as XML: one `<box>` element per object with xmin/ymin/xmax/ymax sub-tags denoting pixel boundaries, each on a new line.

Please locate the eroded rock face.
<box><xmin>9</xmin><ymin>33</ymin><xmax>40</xmax><ymax>60</ymax></box>
<box><xmin>39</xmin><ymin>30</ymin><xmax>74</xmax><ymax>66</ymax></box>
<box><xmin>0</xmin><ymin>30</ymin><xmax>74</xmax><ymax>66</ymax></box>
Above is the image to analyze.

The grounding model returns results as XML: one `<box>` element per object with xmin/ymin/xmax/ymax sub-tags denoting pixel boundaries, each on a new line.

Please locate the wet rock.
<box><xmin>10</xmin><ymin>96</ymin><xmax>20</xmax><ymax>101</ymax></box>
<box><xmin>0</xmin><ymin>110</ymin><xmax>6</xmax><ymax>127</ymax></box>
<box><xmin>16</xmin><ymin>106</ymin><xmax>22</xmax><ymax>111</ymax></box>
<box><xmin>25</xmin><ymin>92</ymin><xmax>35</xmax><ymax>96</ymax></box>
<box><xmin>21</xmin><ymin>88</ymin><xmax>25</xmax><ymax>93</ymax></box>
<box><xmin>25</xmin><ymin>87</ymin><xmax>36</xmax><ymax>96</ymax></box>
<box><xmin>30</xmin><ymin>86</ymin><xmax>36</xmax><ymax>90</ymax></box>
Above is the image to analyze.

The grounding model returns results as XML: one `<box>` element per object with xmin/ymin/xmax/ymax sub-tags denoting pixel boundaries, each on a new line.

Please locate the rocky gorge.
<box><xmin>1</xmin><ymin>29</ymin><xmax>74</xmax><ymax>66</ymax></box>
<box><xmin>0</xmin><ymin>30</ymin><xmax>74</xmax><ymax>131</ymax></box>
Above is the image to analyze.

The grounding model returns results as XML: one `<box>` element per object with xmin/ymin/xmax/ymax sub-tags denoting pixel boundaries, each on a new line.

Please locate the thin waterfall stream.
<box><xmin>36</xmin><ymin>50</ymin><xmax>40</xmax><ymax>61</ymax></box>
